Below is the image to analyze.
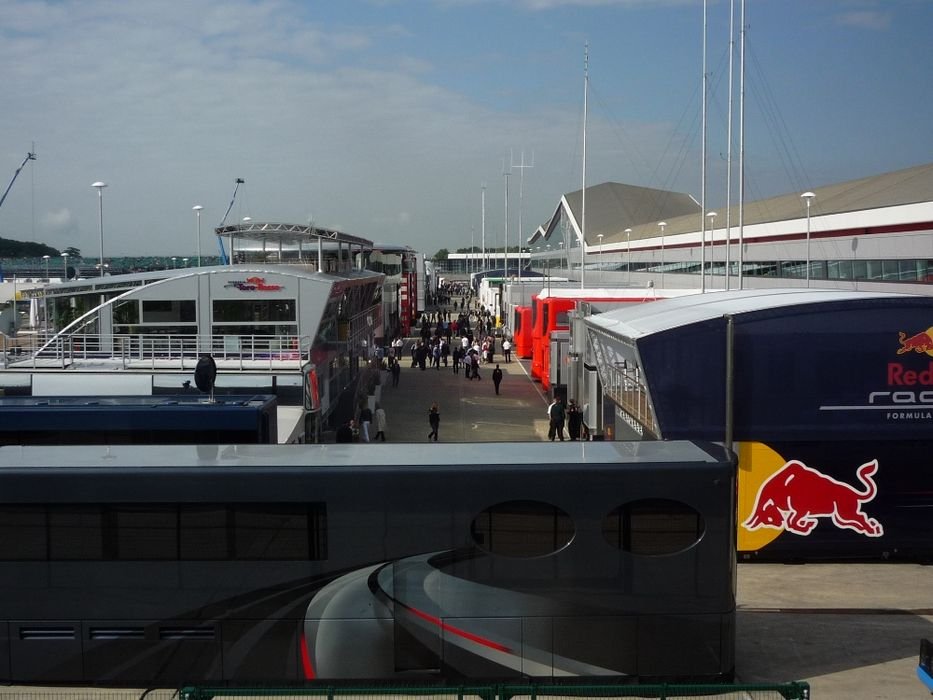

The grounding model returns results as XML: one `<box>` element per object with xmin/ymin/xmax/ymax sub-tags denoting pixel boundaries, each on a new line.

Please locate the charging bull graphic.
<box><xmin>897</xmin><ymin>329</ymin><xmax>933</xmax><ymax>355</ymax></box>
<box><xmin>743</xmin><ymin>459</ymin><xmax>884</xmax><ymax>537</ymax></box>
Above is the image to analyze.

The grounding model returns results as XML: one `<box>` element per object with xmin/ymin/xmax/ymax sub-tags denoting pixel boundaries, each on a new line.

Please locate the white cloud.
<box><xmin>41</xmin><ymin>209</ymin><xmax>77</xmax><ymax>232</ymax></box>
<box><xmin>835</xmin><ymin>10</ymin><xmax>891</xmax><ymax>30</ymax></box>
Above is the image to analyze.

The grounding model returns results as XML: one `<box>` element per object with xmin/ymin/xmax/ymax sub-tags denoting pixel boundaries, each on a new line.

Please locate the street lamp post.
<box><xmin>597</xmin><ymin>233</ymin><xmax>604</xmax><ymax>285</ymax></box>
<box><xmin>193</xmin><ymin>205</ymin><xmax>204</xmax><ymax>267</ymax></box>
<box><xmin>182</xmin><ymin>257</ymin><xmax>189</xmax><ymax>268</ymax></box>
<box><xmin>42</xmin><ymin>255</ymin><xmax>50</xmax><ymax>280</ymax></box>
<box><xmin>624</xmin><ymin>228</ymin><xmax>632</xmax><ymax>286</ymax></box>
<box><xmin>559</xmin><ymin>241</ymin><xmax>564</xmax><ymax>271</ymax></box>
<box><xmin>705</xmin><ymin>211</ymin><xmax>717</xmax><ymax>293</ymax></box>
<box><xmin>171</xmin><ymin>257</ymin><xmax>177</xmax><ymax>269</ymax></box>
<box><xmin>658</xmin><ymin>222</ymin><xmax>667</xmax><ymax>288</ymax></box>
<box><xmin>801</xmin><ymin>192</ymin><xmax>815</xmax><ymax>287</ymax></box>
<box><xmin>91</xmin><ymin>181</ymin><xmax>107</xmax><ymax>277</ymax></box>
<box><xmin>61</xmin><ymin>252</ymin><xmax>69</xmax><ymax>280</ymax></box>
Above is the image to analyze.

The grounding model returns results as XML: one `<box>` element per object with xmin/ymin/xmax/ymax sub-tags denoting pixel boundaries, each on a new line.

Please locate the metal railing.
<box><xmin>177</xmin><ymin>683</ymin><xmax>811</xmax><ymax>700</ymax></box>
<box><xmin>4</xmin><ymin>331</ymin><xmax>313</xmax><ymax>371</ymax></box>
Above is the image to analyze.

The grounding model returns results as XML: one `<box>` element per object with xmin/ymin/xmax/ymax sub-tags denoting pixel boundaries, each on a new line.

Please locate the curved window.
<box><xmin>471</xmin><ymin>500</ymin><xmax>574</xmax><ymax>558</ymax></box>
<box><xmin>602</xmin><ymin>499</ymin><xmax>703</xmax><ymax>555</ymax></box>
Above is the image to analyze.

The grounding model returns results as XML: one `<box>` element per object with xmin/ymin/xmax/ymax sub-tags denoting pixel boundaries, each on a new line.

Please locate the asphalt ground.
<box><xmin>370</xmin><ymin>327</ymin><xmax>933</xmax><ymax>699</ymax></box>
<box><xmin>374</xmin><ymin>344</ymin><xmax>551</xmax><ymax>444</ymax></box>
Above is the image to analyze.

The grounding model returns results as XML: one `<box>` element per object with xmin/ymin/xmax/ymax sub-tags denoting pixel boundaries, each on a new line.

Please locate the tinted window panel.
<box><xmin>0</xmin><ymin>507</ymin><xmax>46</xmax><ymax>560</ymax></box>
<box><xmin>116</xmin><ymin>507</ymin><xmax>178</xmax><ymax>560</ymax></box>
<box><xmin>602</xmin><ymin>499</ymin><xmax>704</xmax><ymax>555</ymax></box>
<box><xmin>50</xmin><ymin>507</ymin><xmax>104</xmax><ymax>560</ymax></box>
<box><xmin>234</xmin><ymin>508</ymin><xmax>310</xmax><ymax>560</ymax></box>
<box><xmin>180</xmin><ymin>507</ymin><xmax>230</xmax><ymax>560</ymax></box>
<box><xmin>471</xmin><ymin>500</ymin><xmax>573</xmax><ymax>558</ymax></box>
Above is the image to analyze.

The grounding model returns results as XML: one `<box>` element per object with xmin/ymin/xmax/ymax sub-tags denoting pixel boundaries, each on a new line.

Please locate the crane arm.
<box><xmin>0</xmin><ymin>152</ymin><xmax>37</xmax><ymax>211</ymax></box>
<box><xmin>215</xmin><ymin>177</ymin><xmax>244</xmax><ymax>265</ymax></box>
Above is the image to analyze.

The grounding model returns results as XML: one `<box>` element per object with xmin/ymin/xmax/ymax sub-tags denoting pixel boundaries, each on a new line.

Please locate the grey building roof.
<box><xmin>616</xmin><ymin>161</ymin><xmax>933</xmax><ymax>244</ymax></box>
<box><xmin>561</xmin><ymin>182</ymin><xmax>700</xmax><ymax>245</ymax></box>
<box><xmin>533</xmin><ymin>161</ymin><xmax>933</xmax><ymax>248</ymax></box>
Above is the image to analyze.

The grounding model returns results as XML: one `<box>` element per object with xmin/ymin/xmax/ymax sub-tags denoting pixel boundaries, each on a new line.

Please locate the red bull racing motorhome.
<box><xmin>585</xmin><ymin>287</ymin><xmax>933</xmax><ymax>561</ymax></box>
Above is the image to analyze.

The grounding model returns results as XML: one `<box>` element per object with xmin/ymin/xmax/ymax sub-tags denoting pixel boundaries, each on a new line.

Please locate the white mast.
<box><xmin>511</xmin><ymin>150</ymin><xmax>534</xmax><ymax>283</ymax></box>
<box><xmin>503</xmin><ymin>159</ymin><xmax>510</xmax><ymax>275</ymax></box>
<box><xmin>700</xmin><ymin>0</ymin><xmax>708</xmax><ymax>293</ymax></box>
<box><xmin>581</xmin><ymin>42</ymin><xmax>588</xmax><ymax>290</ymax></box>
<box><xmin>725</xmin><ymin>0</ymin><xmax>735</xmax><ymax>291</ymax></box>
<box><xmin>738</xmin><ymin>0</ymin><xmax>746</xmax><ymax>289</ymax></box>
<box><xmin>481</xmin><ymin>183</ymin><xmax>486</xmax><ymax>271</ymax></box>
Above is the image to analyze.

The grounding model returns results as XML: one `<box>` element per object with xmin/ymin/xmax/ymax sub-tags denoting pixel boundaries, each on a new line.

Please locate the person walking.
<box><xmin>374</xmin><ymin>403</ymin><xmax>387</xmax><ymax>442</ymax></box>
<box><xmin>492</xmin><ymin>364</ymin><xmax>503</xmax><ymax>395</ymax></box>
<box><xmin>391</xmin><ymin>358</ymin><xmax>401</xmax><ymax>387</ymax></box>
<box><xmin>502</xmin><ymin>337</ymin><xmax>512</xmax><ymax>362</ymax></box>
<box><xmin>427</xmin><ymin>402</ymin><xmax>440</xmax><ymax>442</ymax></box>
<box><xmin>358</xmin><ymin>403</ymin><xmax>373</xmax><ymax>443</ymax></box>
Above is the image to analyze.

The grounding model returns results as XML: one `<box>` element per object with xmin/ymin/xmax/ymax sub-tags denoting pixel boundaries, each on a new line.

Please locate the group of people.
<box><xmin>337</xmin><ymin>402</ymin><xmax>388</xmax><ymax>443</ymax></box>
<box><xmin>547</xmin><ymin>396</ymin><xmax>585</xmax><ymax>441</ymax></box>
<box><xmin>336</xmin><ymin>290</ymin><xmax>592</xmax><ymax>444</ymax></box>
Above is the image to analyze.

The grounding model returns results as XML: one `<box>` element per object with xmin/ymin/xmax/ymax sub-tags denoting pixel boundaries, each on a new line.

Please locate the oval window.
<box><xmin>471</xmin><ymin>500</ymin><xmax>574</xmax><ymax>558</ymax></box>
<box><xmin>602</xmin><ymin>499</ymin><xmax>704</xmax><ymax>555</ymax></box>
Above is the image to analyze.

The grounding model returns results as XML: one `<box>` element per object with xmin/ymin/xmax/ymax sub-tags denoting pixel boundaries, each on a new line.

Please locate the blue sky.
<box><xmin>1</xmin><ymin>0</ymin><xmax>931</xmax><ymax>257</ymax></box>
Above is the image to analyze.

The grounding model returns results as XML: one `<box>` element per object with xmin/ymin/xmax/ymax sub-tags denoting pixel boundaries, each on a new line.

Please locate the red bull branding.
<box><xmin>897</xmin><ymin>329</ymin><xmax>933</xmax><ymax>355</ymax></box>
<box><xmin>819</xmin><ymin>329</ymin><xmax>933</xmax><ymax>422</ymax></box>
<box><xmin>743</xmin><ymin>459</ymin><xmax>883</xmax><ymax>537</ymax></box>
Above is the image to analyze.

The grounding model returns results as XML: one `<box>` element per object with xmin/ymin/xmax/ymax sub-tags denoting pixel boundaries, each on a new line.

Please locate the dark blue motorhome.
<box><xmin>586</xmin><ymin>288</ymin><xmax>933</xmax><ymax>561</ymax></box>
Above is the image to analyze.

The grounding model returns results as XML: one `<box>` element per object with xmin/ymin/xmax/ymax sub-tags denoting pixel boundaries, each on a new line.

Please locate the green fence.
<box><xmin>177</xmin><ymin>682</ymin><xmax>811</xmax><ymax>700</ymax></box>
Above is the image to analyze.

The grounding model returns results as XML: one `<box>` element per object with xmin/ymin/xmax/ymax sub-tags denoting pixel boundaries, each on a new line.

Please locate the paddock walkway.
<box><xmin>372</xmin><ymin>347</ymin><xmax>553</xmax><ymax>444</ymax></box>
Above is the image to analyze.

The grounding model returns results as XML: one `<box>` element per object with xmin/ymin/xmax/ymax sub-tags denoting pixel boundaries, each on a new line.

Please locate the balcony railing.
<box><xmin>4</xmin><ymin>332</ymin><xmax>313</xmax><ymax>371</ymax></box>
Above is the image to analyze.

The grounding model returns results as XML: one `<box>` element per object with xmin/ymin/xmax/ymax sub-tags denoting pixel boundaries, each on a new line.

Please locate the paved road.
<box><xmin>373</xmin><ymin>349</ymin><xmax>551</xmax><ymax>443</ymax></box>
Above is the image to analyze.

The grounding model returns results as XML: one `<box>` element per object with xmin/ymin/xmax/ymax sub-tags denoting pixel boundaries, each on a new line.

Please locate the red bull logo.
<box><xmin>897</xmin><ymin>329</ymin><xmax>933</xmax><ymax>355</ymax></box>
<box><xmin>743</xmin><ymin>459</ymin><xmax>883</xmax><ymax>537</ymax></box>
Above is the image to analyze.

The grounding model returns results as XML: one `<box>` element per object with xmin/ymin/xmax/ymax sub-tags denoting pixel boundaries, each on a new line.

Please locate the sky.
<box><xmin>1</xmin><ymin>0</ymin><xmax>931</xmax><ymax>259</ymax></box>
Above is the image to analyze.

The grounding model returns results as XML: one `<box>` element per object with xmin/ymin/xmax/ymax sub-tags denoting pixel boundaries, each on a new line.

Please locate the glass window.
<box><xmin>213</xmin><ymin>300</ymin><xmax>296</xmax><ymax>323</ymax></box>
<box><xmin>115</xmin><ymin>507</ymin><xmax>178</xmax><ymax>560</ymax></box>
<box><xmin>0</xmin><ymin>507</ymin><xmax>47</xmax><ymax>560</ymax></box>
<box><xmin>180</xmin><ymin>507</ymin><xmax>230</xmax><ymax>560</ymax></box>
<box><xmin>471</xmin><ymin>500</ymin><xmax>574</xmax><ymax>558</ymax></box>
<box><xmin>865</xmin><ymin>260</ymin><xmax>884</xmax><ymax>280</ymax></box>
<box><xmin>852</xmin><ymin>260</ymin><xmax>868</xmax><ymax>280</ymax></box>
<box><xmin>602</xmin><ymin>499</ymin><xmax>704</xmax><ymax>555</ymax></box>
<box><xmin>233</xmin><ymin>507</ymin><xmax>311</xmax><ymax>560</ymax></box>
<box><xmin>50</xmin><ymin>507</ymin><xmax>104</xmax><ymax>560</ymax></box>
<box><xmin>142</xmin><ymin>300</ymin><xmax>196</xmax><ymax>323</ymax></box>
<box><xmin>899</xmin><ymin>259</ymin><xmax>922</xmax><ymax>281</ymax></box>
<box><xmin>113</xmin><ymin>300</ymin><xmax>140</xmax><ymax>325</ymax></box>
